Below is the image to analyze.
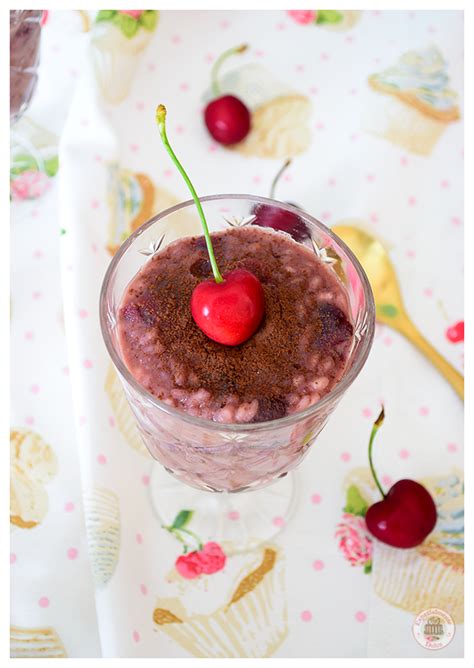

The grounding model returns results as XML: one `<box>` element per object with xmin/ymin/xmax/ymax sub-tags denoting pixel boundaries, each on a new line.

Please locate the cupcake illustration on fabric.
<box><xmin>373</xmin><ymin>471</ymin><xmax>464</xmax><ymax>624</ymax></box>
<box><xmin>83</xmin><ymin>486</ymin><xmax>121</xmax><ymax>588</ymax></box>
<box><xmin>10</xmin><ymin>117</ymin><xmax>59</xmax><ymax>201</ymax></box>
<box><xmin>337</xmin><ymin>467</ymin><xmax>464</xmax><ymax>623</ymax></box>
<box><xmin>365</xmin><ymin>46</ymin><xmax>460</xmax><ymax>155</ymax></box>
<box><xmin>153</xmin><ymin>537</ymin><xmax>287</xmax><ymax>658</ymax></box>
<box><xmin>105</xmin><ymin>362</ymin><xmax>150</xmax><ymax>457</ymax></box>
<box><xmin>106</xmin><ymin>163</ymin><xmax>201</xmax><ymax>255</ymax></box>
<box><xmin>287</xmin><ymin>9</ymin><xmax>361</xmax><ymax>30</ymax></box>
<box><xmin>10</xmin><ymin>625</ymin><xmax>67</xmax><ymax>658</ymax></box>
<box><xmin>209</xmin><ymin>63</ymin><xmax>312</xmax><ymax>159</ymax></box>
<box><xmin>90</xmin><ymin>10</ymin><xmax>158</xmax><ymax>104</ymax></box>
<box><xmin>10</xmin><ymin>429</ymin><xmax>58</xmax><ymax>529</ymax></box>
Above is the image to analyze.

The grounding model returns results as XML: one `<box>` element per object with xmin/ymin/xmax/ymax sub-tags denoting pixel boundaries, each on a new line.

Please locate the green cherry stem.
<box><xmin>163</xmin><ymin>525</ymin><xmax>203</xmax><ymax>552</ymax></box>
<box><xmin>156</xmin><ymin>105</ymin><xmax>223</xmax><ymax>283</ymax></box>
<box><xmin>270</xmin><ymin>159</ymin><xmax>292</xmax><ymax>199</ymax></box>
<box><xmin>211</xmin><ymin>43</ymin><xmax>248</xmax><ymax>98</ymax></box>
<box><xmin>368</xmin><ymin>406</ymin><xmax>386</xmax><ymax>499</ymax></box>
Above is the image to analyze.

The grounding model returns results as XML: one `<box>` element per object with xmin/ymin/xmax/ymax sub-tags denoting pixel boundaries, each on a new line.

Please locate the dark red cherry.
<box><xmin>251</xmin><ymin>203</ymin><xmax>309</xmax><ymax>242</ymax></box>
<box><xmin>365</xmin><ymin>479</ymin><xmax>437</xmax><ymax>549</ymax></box>
<box><xmin>204</xmin><ymin>95</ymin><xmax>251</xmax><ymax>145</ymax></box>
<box><xmin>191</xmin><ymin>268</ymin><xmax>265</xmax><ymax>346</ymax></box>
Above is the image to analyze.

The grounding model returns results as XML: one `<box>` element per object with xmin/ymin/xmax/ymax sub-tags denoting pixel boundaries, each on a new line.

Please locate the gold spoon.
<box><xmin>332</xmin><ymin>223</ymin><xmax>464</xmax><ymax>400</ymax></box>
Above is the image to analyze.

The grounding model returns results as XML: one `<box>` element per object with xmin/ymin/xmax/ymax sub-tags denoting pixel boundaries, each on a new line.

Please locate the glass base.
<box><xmin>148</xmin><ymin>464</ymin><xmax>298</xmax><ymax>554</ymax></box>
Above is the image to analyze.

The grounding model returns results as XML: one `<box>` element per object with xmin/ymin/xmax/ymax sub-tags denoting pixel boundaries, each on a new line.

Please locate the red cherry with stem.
<box><xmin>446</xmin><ymin>320</ymin><xmax>464</xmax><ymax>343</ymax></box>
<box><xmin>156</xmin><ymin>105</ymin><xmax>265</xmax><ymax>346</ymax></box>
<box><xmin>204</xmin><ymin>44</ymin><xmax>251</xmax><ymax>145</ymax></box>
<box><xmin>191</xmin><ymin>268</ymin><xmax>265</xmax><ymax>346</ymax></box>
<box><xmin>252</xmin><ymin>159</ymin><xmax>309</xmax><ymax>242</ymax></box>
<box><xmin>364</xmin><ymin>408</ymin><xmax>437</xmax><ymax>548</ymax></box>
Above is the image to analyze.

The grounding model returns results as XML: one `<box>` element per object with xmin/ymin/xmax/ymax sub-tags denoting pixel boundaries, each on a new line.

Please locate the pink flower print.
<box><xmin>335</xmin><ymin>513</ymin><xmax>373</xmax><ymax>567</ymax></box>
<box><xmin>10</xmin><ymin>171</ymin><xmax>50</xmax><ymax>201</ymax></box>
<box><xmin>287</xmin><ymin>10</ymin><xmax>317</xmax><ymax>24</ymax></box>
<box><xmin>119</xmin><ymin>10</ymin><xmax>143</xmax><ymax>18</ymax></box>
<box><xmin>175</xmin><ymin>542</ymin><xmax>226</xmax><ymax>579</ymax></box>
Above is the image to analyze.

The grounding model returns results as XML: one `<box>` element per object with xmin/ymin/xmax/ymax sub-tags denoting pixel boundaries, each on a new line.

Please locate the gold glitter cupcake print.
<box><xmin>153</xmin><ymin>547</ymin><xmax>288</xmax><ymax>658</ymax></box>
<box><xmin>105</xmin><ymin>164</ymin><xmax>201</xmax><ymax>255</ymax></box>
<box><xmin>10</xmin><ymin>429</ymin><xmax>58</xmax><ymax>529</ymax></box>
<box><xmin>211</xmin><ymin>64</ymin><xmax>312</xmax><ymax>159</ymax></box>
<box><xmin>10</xmin><ymin>625</ymin><xmax>67</xmax><ymax>658</ymax></box>
<box><xmin>340</xmin><ymin>467</ymin><xmax>464</xmax><ymax>623</ymax></box>
<box><xmin>365</xmin><ymin>46</ymin><xmax>461</xmax><ymax>155</ymax></box>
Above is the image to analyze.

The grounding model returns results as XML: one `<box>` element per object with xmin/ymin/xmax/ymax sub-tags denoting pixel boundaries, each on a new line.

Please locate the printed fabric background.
<box><xmin>10</xmin><ymin>10</ymin><xmax>463</xmax><ymax>658</ymax></box>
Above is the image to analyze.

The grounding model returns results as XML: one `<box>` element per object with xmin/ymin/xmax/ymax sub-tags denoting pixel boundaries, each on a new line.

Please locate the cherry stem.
<box><xmin>211</xmin><ymin>43</ymin><xmax>248</xmax><ymax>98</ymax></box>
<box><xmin>368</xmin><ymin>406</ymin><xmax>386</xmax><ymax>499</ymax></box>
<box><xmin>270</xmin><ymin>159</ymin><xmax>292</xmax><ymax>199</ymax></box>
<box><xmin>156</xmin><ymin>105</ymin><xmax>223</xmax><ymax>283</ymax></box>
<box><xmin>164</xmin><ymin>525</ymin><xmax>203</xmax><ymax>552</ymax></box>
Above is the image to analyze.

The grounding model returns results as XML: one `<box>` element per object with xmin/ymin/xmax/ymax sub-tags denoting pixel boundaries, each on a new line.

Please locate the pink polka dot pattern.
<box><xmin>362</xmin><ymin>407</ymin><xmax>372</xmax><ymax>418</ymax></box>
<box><xmin>408</xmin><ymin>196</ymin><xmax>417</xmax><ymax>206</ymax></box>
<box><xmin>108</xmin><ymin>416</ymin><xmax>116</xmax><ymax>427</ymax></box>
<box><xmin>399</xmin><ymin>449</ymin><xmax>410</xmax><ymax>459</ymax></box>
<box><xmin>10</xmin><ymin>553</ymin><xmax>17</xmax><ymax>565</ymax></box>
<box><xmin>83</xmin><ymin>359</ymin><xmax>93</xmax><ymax>369</ymax></box>
<box><xmin>313</xmin><ymin>560</ymin><xmax>324</xmax><ymax>571</ymax></box>
<box><xmin>341</xmin><ymin>452</ymin><xmax>351</xmax><ymax>463</ymax></box>
<box><xmin>67</xmin><ymin>548</ymin><xmax>78</xmax><ymax>560</ymax></box>
<box><xmin>30</xmin><ymin>384</ymin><xmax>40</xmax><ymax>394</ymax></box>
<box><xmin>141</xmin><ymin>474</ymin><xmax>150</xmax><ymax>486</ymax></box>
<box><xmin>227</xmin><ymin>511</ymin><xmax>240</xmax><ymax>521</ymax></box>
<box><xmin>381</xmin><ymin>474</ymin><xmax>393</xmax><ymax>487</ymax></box>
<box><xmin>447</xmin><ymin>443</ymin><xmax>458</xmax><ymax>453</ymax></box>
<box><xmin>25</xmin><ymin>416</ymin><xmax>34</xmax><ymax>426</ymax></box>
<box><xmin>419</xmin><ymin>406</ymin><xmax>430</xmax><ymax>416</ymax></box>
<box><xmin>272</xmin><ymin>516</ymin><xmax>285</xmax><ymax>528</ymax></box>
<box><xmin>311</xmin><ymin>493</ymin><xmax>322</xmax><ymax>504</ymax></box>
<box><xmin>301</xmin><ymin>610</ymin><xmax>312</xmax><ymax>622</ymax></box>
<box><xmin>355</xmin><ymin>611</ymin><xmax>367</xmax><ymax>622</ymax></box>
<box><xmin>24</xmin><ymin>331</ymin><xmax>34</xmax><ymax>341</ymax></box>
<box><xmin>140</xmin><ymin>584</ymin><xmax>148</xmax><ymax>595</ymax></box>
<box><xmin>132</xmin><ymin>630</ymin><xmax>140</xmax><ymax>643</ymax></box>
<box><xmin>136</xmin><ymin>532</ymin><xmax>143</xmax><ymax>545</ymax></box>
<box><xmin>64</xmin><ymin>502</ymin><xmax>75</xmax><ymax>512</ymax></box>
<box><xmin>78</xmin><ymin>309</ymin><xmax>88</xmax><ymax>319</ymax></box>
<box><xmin>38</xmin><ymin>597</ymin><xmax>50</xmax><ymax>608</ymax></box>
<box><xmin>97</xmin><ymin>454</ymin><xmax>107</xmax><ymax>465</ymax></box>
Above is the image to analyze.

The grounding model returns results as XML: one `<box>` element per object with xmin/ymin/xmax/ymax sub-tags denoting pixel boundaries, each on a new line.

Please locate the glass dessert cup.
<box><xmin>100</xmin><ymin>195</ymin><xmax>375</xmax><ymax>552</ymax></box>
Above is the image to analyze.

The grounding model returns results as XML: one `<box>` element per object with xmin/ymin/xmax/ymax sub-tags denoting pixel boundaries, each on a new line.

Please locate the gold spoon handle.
<box><xmin>395</xmin><ymin>317</ymin><xmax>464</xmax><ymax>400</ymax></box>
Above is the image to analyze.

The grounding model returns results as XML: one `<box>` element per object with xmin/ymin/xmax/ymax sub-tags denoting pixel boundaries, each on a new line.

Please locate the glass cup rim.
<box><xmin>100</xmin><ymin>193</ymin><xmax>375</xmax><ymax>433</ymax></box>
